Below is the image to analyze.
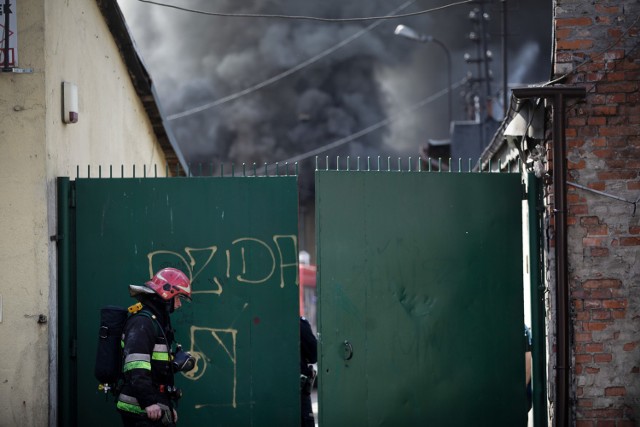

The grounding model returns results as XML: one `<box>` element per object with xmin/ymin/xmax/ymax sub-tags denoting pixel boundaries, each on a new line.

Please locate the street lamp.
<box><xmin>394</xmin><ymin>24</ymin><xmax>453</xmax><ymax>127</ymax></box>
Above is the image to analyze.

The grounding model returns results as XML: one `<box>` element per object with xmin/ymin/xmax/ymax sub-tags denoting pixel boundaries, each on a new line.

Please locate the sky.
<box><xmin>117</xmin><ymin>0</ymin><xmax>551</xmax><ymax>199</ymax></box>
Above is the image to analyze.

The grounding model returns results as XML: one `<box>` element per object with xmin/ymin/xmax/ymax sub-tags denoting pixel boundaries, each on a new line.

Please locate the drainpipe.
<box><xmin>511</xmin><ymin>86</ymin><xmax>585</xmax><ymax>427</ymax></box>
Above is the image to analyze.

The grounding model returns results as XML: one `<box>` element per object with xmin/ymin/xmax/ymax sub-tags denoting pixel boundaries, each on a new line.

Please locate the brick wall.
<box><xmin>552</xmin><ymin>0</ymin><xmax>639</xmax><ymax>425</ymax></box>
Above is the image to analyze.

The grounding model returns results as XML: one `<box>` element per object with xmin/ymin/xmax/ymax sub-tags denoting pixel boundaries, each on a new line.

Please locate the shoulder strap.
<box><xmin>136</xmin><ymin>308</ymin><xmax>169</xmax><ymax>344</ymax></box>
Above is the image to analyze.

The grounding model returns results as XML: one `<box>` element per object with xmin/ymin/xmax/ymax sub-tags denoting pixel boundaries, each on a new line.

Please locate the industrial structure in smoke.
<box><xmin>119</xmin><ymin>0</ymin><xmax>551</xmax><ymax>202</ymax></box>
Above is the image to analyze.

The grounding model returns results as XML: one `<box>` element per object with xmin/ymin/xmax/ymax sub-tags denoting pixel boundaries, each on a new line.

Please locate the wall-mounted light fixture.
<box><xmin>62</xmin><ymin>81</ymin><xmax>78</xmax><ymax>124</ymax></box>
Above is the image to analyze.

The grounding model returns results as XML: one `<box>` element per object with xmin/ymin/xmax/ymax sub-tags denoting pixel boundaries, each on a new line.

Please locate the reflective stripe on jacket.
<box><xmin>117</xmin><ymin>309</ymin><xmax>173</xmax><ymax>412</ymax></box>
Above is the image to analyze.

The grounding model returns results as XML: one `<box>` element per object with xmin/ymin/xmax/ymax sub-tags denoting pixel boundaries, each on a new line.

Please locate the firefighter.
<box><xmin>116</xmin><ymin>268</ymin><xmax>193</xmax><ymax>427</ymax></box>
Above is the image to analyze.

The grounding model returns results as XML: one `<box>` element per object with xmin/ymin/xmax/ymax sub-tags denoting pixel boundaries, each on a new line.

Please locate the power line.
<box><xmin>138</xmin><ymin>0</ymin><xmax>473</xmax><ymax>23</ymax></box>
<box><xmin>167</xmin><ymin>0</ymin><xmax>417</xmax><ymax>121</ymax></box>
<box><xmin>544</xmin><ymin>13</ymin><xmax>640</xmax><ymax>86</ymax></box>
<box><xmin>274</xmin><ymin>79</ymin><xmax>466</xmax><ymax>166</ymax></box>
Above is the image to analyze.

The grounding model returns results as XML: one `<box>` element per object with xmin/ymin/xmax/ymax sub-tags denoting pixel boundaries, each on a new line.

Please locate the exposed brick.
<box><xmin>585</xmin><ymin>321</ymin><xmax>610</xmax><ymax>331</ymax></box>
<box><xmin>586</xmin><ymin>342</ymin><xmax>605</xmax><ymax>352</ymax></box>
<box><xmin>607</xmin><ymin>137</ymin><xmax>628</xmax><ymax>148</ymax></box>
<box><xmin>620</xmin><ymin>237</ymin><xmax>640</xmax><ymax>246</ymax></box>
<box><xmin>594</xmin><ymin>4</ymin><xmax>621</xmax><ymax>14</ymax></box>
<box><xmin>558</xmin><ymin>39</ymin><xmax>594</xmax><ymax>50</ymax></box>
<box><xmin>581</xmin><ymin>408</ymin><xmax>622</xmax><ymax>418</ymax></box>
<box><xmin>584</xmin><ymin>299</ymin><xmax>602</xmax><ymax>309</ymax></box>
<box><xmin>573</xmin><ymin>289</ymin><xmax>588</xmax><ymax>299</ymax></box>
<box><xmin>597</xmin><ymin>171</ymin><xmax>637</xmax><ymax>180</ymax></box>
<box><xmin>590</xmin><ymin>311</ymin><xmax>611</xmax><ymax>321</ymax></box>
<box><xmin>603</xmin><ymin>299</ymin><xmax>627</xmax><ymax>309</ymax></box>
<box><xmin>583</xmin><ymin>279</ymin><xmax>622</xmax><ymax>289</ymax></box>
<box><xmin>604</xmin><ymin>386</ymin><xmax>626</xmax><ymax>396</ymax></box>
<box><xmin>568</xmin><ymin>138</ymin><xmax>586</xmax><ymax>148</ymax></box>
<box><xmin>588</xmin><ymin>182</ymin><xmax>606</xmax><ymax>191</ymax></box>
<box><xmin>580</xmin><ymin>216</ymin><xmax>600</xmax><ymax>226</ymax></box>
<box><xmin>599</xmin><ymin>126</ymin><xmax>638</xmax><ymax>137</ymax></box>
<box><xmin>604</xmin><ymin>71</ymin><xmax>625</xmax><ymax>82</ymax></box>
<box><xmin>568</xmin><ymin>192</ymin><xmax>584</xmax><ymax>203</ymax></box>
<box><xmin>605</xmin><ymin>93</ymin><xmax>626</xmax><ymax>103</ymax></box>
<box><xmin>578</xmin><ymin>125</ymin><xmax>598</xmax><ymax>137</ymax></box>
<box><xmin>589</xmin><ymin>247</ymin><xmax>610</xmax><ymax>257</ymax></box>
<box><xmin>569</xmin><ymin>159</ymin><xmax>587</xmax><ymax>170</ymax></box>
<box><xmin>630</xmin><ymin>226</ymin><xmax>640</xmax><ymax>235</ymax></box>
<box><xmin>556</xmin><ymin>28</ymin><xmax>572</xmax><ymax>40</ymax></box>
<box><xmin>585</xmin><ymin>366</ymin><xmax>600</xmax><ymax>374</ymax></box>
<box><xmin>576</xmin><ymin>421</ymin><xmax>594</xmax><ymax>427</ymax></box>
<box><xmin>592</xmin><ymin>106</ymin><xmax>618</xmax><ymax>116</ymax></box>
<box><xmin>595</xmin><ymin>421</ymin><xmax>615</xmax><ymax>427</ymax></box>
<box><xmin>608</xmin><ymin>28</ymin><xmax>624</xmax><ymax>38</ymax></box>
<box><xmin>623</xmin><ymin>342</ymin><xmax>638</xmax><ymax>351</ymax></box>
<box><xmin>577</xmin><ymin>310</ymin><xmax>590</xmax><ymax>320</ymax></box>
<box><xmin>583</xmin><ymin>237</ymin><xmax>606</xmax><ymax>247</ymax></box>
<box><xmin>557</xmin><ymin>17</ymin><xmax>594</xmax><ymax>27</ymax></box>
<box><xmin>576</xmin><ymin>353</ymin><xmax>594</xmax><ymax>363</ymax></box>
<box><xmin>588</xmin><ymin>117</ymin><xmax>607</xmax><ymax>126</ymax></box>
<box><xmin>569</xmin><ymin>117</ymin><xmax>587</xmax><ymax>126</ymax></box>
<box><xmin>578</xmin><ymin>398</ymin><xmax>594</xmax><ymax>407</ymax></box>
<box><xmin>586</xmin><ymin>225</ymin><xmax>609</xmax><ymax>236</ymax></box>
<box><xmin>594</xmin><ymin>353</ymin><xmax>613</xmax><ymax>363</ymax></box>
<box><xmin>604</xmin><ymin>159</ymin><xmax>627</xmax><ymax>169</ymax></box>
<box><xmin>597</xmin><ymin>82</ymin><xmax>638</xmax><ymax>93</ymax></box>
<box><xmin>612</xmin><ymin>310</ymin><xmax>627</xmax><ymax>320</ymax></box>
<box><xmin>576</xmin><ymin>331</ymin><xmax>594</xmax><ymax>342</ymax></box>
<box><xmin>591</xmin><ymin>289</ymin><xmax>613</xmax><ymax>299</ymax></box>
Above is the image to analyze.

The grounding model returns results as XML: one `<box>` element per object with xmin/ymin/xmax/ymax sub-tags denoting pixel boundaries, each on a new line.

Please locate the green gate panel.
<box><xmin>316</xmin><ymin>171</ymin><xmax>525</xmax><ymax>426</ymax></box>
<box><xmin>61</xmin><ymin>177</ymin><xmax>299</xmax><ymax>426</ymax></box>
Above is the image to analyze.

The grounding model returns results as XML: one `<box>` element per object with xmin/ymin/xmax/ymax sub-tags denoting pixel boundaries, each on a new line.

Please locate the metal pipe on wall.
<box><xmin>512</xmin><ymin>86</ymin><xmax>585</xmax><ymax>427</ymax></box>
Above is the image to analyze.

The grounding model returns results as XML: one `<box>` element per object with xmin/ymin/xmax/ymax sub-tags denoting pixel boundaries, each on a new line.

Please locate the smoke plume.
<box><xmin>119</xmin><ymin>0</ymin><xmax>551</xmax><ymax>202</ymax></box>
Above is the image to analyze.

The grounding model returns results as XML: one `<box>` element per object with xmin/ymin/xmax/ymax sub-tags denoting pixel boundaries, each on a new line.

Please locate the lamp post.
<box><xmin>394</xmin><ymin>24</ymin><xmax>453</xmax><ymax>127</ymax></box>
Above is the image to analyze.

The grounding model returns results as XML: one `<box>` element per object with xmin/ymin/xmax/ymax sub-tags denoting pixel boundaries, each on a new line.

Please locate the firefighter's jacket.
<box><xmin>117</xmin><ymin>309</ymin><xmax>174</xmax><ymax>415</ymax></box>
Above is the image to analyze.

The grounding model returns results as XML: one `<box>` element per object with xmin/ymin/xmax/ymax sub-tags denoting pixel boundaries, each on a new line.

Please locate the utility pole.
<box><xmin>463</xmin><ymin>0</ymin><xmax>494</xmax><ymax>147</ymax></box>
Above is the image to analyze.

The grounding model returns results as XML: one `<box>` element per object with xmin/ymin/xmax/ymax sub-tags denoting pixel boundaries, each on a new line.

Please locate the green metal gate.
<box><xmin>316</xmin><ymin>168</ymin><xmax>526</xmax><ymax>426</ymax></box>
<box><xmin>57</xmin><ymin>173</ymin><xmax>300</xmax><ymax>426</ymax></box>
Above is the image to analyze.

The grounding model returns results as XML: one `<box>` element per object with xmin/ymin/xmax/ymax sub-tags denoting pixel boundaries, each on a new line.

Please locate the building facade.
<box><xmin>0</xmin><ymin>0</ymin><xmax>183</xmax><ymax>425</ymax></box>
<box><xmin>482</xmin><ymin>0</ymin><xmax>639</xmax><ymax>425</ymax></box>
<box><xmin>556</xmin><ymin>0</ymin><xmax>639</xmax><ymax>424</ymax></box>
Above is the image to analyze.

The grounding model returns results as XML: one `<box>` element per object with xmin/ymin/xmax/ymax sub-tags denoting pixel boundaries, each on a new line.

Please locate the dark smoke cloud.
<box><xmin>119</xmin><ymin>0</ymin><xmax>551</xmax><ymax>201</ymax></box>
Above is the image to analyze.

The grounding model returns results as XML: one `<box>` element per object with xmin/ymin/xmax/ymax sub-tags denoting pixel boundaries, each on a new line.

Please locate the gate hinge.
<box><xmin>50</xmin><ymin>234</ymin><xmax>63</xmax><ymax>242</ymax></box>
<box><xmin>70</xmin><ymin>338</ymin><xmax>78</xmax><ymax>359</ymax></box>
<box><xmin>69</xmin><ymin>185</ymin><xmax>76</xmax><ymax>208</ymax></box>
<box><xmin>522</xmin><ymin>182</ymin><xmax>528</xmax><ymax>200</ymax></box>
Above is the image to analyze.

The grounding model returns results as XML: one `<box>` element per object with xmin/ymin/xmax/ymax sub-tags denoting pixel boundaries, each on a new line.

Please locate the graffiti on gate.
<box><xmin>146</xmin><ymin>234</ymin><xmax>298</xmax><ymax>295</ymax></box>
<box><xmin>145</xmin><ymin>234</ymin><xmax>297</xmax><ymax>410</ymax></box>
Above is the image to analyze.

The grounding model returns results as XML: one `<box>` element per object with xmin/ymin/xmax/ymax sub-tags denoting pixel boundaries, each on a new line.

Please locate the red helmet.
<box><xmin>130</xmin><ymin>268</ymin><xmax>192</xmax><ymax>308</ymax></box>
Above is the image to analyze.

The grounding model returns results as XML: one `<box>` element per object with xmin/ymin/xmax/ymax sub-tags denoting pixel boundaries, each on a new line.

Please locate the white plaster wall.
<box><xmin>0</xmin><ymin>0</ymin><xmax>170</xmax><ymax>425</ymax></box>
<box><xmin>0</xmin><ymin>0</ymin><xmax>49</xmax><ymax>424</ymax></box>
<box><xmin>45</xmin><ymin>0</ymin><xmax>166</xmax><ymax>176</ymax></box>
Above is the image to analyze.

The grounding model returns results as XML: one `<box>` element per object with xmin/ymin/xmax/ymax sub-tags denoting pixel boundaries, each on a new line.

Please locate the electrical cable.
<box><xmin>543</xmin><ymin>13</ymin><xmax>640</xmax><ymax>87</ymax></box>
<box><xmin>137</xmin><ymin>0</ymin><xmax>473</xmax><ymax>23</ymax></box>
<box><xmin>567</xmin><ymin>182</ymin><xmax>639</xmax><ymax>217</ymax></box>
<box><xmin>273</xmin><ymin>79</ymin><xmax>466</xmax><ymax>166</ymax></box>
<box><xmin>167</xmin><ymin>0</ymin><xmax>417</xmax><ymax>121</ymax></box>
